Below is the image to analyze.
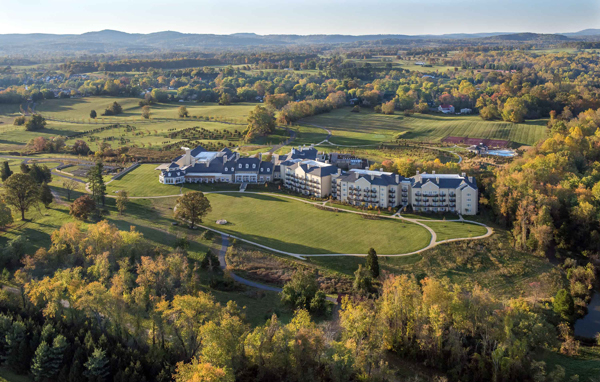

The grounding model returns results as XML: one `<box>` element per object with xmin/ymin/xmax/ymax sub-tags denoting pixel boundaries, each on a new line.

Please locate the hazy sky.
<box><xmin>1</xmin><ymin>0</ymin><xmax>599</xmax><ymax>35</ymax></box>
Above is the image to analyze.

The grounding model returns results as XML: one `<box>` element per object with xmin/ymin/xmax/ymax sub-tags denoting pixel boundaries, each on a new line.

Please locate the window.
<box><xmin>238</xmin><ymin>164</ymin><xmax>242</xmax><ymax>169</ymax></box>
<box><xmin>245</xmin><ymin>164</ymin><xmax>249</xmax><ymax>169</ymax></box>
<box><xmin>260</xmin><ymin>168</ymin><xmax>263</xmax><ymax>172</ymax></box>
<box><xmin>252</xmin><ymin>164</ymin><xmax>256</xmax><ymax>169</ymax></box>
<box><xmin>267</xmin><ymin>168</ymin><xmax>271</xmax><ymax>172</ymax></box>
<box><xmin>224</xmin><ymin>167</ymin><xmax>228</xmax><ymax>172</ymax></box>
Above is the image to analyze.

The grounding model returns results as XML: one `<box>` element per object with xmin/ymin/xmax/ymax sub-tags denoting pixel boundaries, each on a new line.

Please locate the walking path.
<box><xmin>217</xmin><ymin>235</ymin><xmax>283</xmax><ymax>292</ymax></box>
<box><xmin>185</xmin><ymin>191</ymin><xmax>494</xmax><ymax>259</ymax></box>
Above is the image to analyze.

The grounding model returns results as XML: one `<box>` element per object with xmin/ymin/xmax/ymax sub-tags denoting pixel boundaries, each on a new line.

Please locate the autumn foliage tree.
<box><xmin>70</xmin><ymin>195</ymin><xmax>96</xmax><ymax>220</ymax></box>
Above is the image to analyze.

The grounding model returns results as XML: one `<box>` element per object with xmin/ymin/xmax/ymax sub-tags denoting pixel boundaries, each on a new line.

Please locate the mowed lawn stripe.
<box><xmin>301</xmin><ymin>108</ymin><xmax>547</xmax><ymax>146</ymax></box>
<box><xmin>202</xmin><ymin>193</ymin><xmax>431</xmax><ymax>255</ymax></box>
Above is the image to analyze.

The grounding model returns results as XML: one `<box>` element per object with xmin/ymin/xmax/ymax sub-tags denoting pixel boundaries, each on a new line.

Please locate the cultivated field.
<box><xmin>0</xmin><ymin>98</ymin><xmax>277</xmax><ymax>151</ymax></box>
<box><xmin>300</xmin><ymin>108</ymin><xmax>547</xmax><ymax>146</ymax></box>
<box><xmin>34</xmin><ymin>97</ymin><xmax>257</xmax><ymax>122</ymax></box>
<box><xmin>202</xmin><ymin>193</ymin><xmax>432</xmax><ymax>255</ymax></box>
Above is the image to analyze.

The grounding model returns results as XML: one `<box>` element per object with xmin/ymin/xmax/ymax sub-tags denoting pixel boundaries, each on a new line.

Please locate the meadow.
<box><xmin>0</xmin><ymin>97</ymin><xmax>267</xmax><ymax>151</ymax></box>
<box><xmin>300</xmin><ymin>108</ymin><xmax>548</xmax><ymax>146</ymax></box>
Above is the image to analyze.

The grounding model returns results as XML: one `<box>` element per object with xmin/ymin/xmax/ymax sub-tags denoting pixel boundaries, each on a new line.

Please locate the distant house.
<box><xmin>415</xmin><ymin>61</ymin><xmax>426</xmax><ymax>66</ymax></box>
<box><xmin>467</xmin><ymin>143</ymin><xmax>488</xmax><ymax>155</ymax></box>
<box><xmin>460</xmin><ymin>108</ymin><xmax>473</xmax><ymax>114</ymax></box>
<box><xmin>438</xmin><ymin>104</ymin><xmax>455</xmax><ymax>114</ymax></box>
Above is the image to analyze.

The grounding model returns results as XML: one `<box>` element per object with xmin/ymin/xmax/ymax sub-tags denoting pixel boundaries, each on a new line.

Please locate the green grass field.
<box><xmin>0</xmin><ymin>368</ymin><xmax>32</xmax><ymax>382</ymax></box>
<box><xmin>202</xmin><ymin>193</ymin><xmax>431</xmax><ymax>255</ymax></box>
<box><xmin>300</xmin><ymin>108</ymin><xmax>547</xmax><ymax>146</ymax></box>
<box><xmin>0</xmin><ymin>97</ymin><xmax>267</xmax><ymax>151</ymax></box>
<box><xmin>423</xmin><ymin>221</ymin><xmax>489</xmax><ymax>241</ymax></box>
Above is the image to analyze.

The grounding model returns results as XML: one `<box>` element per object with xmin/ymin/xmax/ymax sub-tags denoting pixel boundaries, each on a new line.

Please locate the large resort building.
<box><xmin>159</xmin><ymin>144</ymin><xmax>479</xmax><ymax>215</ymax></box>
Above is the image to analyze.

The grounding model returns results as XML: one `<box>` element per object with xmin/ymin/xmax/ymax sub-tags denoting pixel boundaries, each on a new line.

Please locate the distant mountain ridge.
<box><xmin>0</xmin><ymin>29</ymin><xmax>597</xmax><ymax>54</ymax></box>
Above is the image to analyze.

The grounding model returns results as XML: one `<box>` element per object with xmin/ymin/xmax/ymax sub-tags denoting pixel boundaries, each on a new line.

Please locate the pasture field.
<box><xmin>346</xmin><ymin>56</ymin><xmax>457</xmax><ymax>73</ymax></box>
<box><xmin>423</xmin><ymin>221</ymin><xmax>489</xmax><ymax>241</ymax></box>
<box><xmin>0</xmin><ymin>97</ymin><xmax>281</xmax><ymax>151</ymax></box>
<box><xmin>300</xmin><ymin>108</ymin><xmax>547</xmax><ymax>146</ymax></box>
<box><xmin>202</xmin><ymin>193</ymin><xmax>431</xmax><ymax>255</ymax></box>
<box><xmin>34</xmin><ymin>97</ymin><xmax>257</xmax><ymax>122</ymax></box>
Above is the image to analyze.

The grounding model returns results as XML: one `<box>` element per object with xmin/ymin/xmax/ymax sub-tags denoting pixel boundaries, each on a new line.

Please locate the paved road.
<box><xmin>267</xmin><ymin>127</ymin><xmax>297</xmax><ymax>154</ymax></box>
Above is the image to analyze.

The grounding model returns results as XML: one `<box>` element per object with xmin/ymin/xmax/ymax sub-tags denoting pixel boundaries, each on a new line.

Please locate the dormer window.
<box><xmin>168</xmin><ymin>172</ymin><xmax>171</xmax><ymax>176</ymax></box>
<box><xmin>224</xmin><ymin>167</ymin><xmax>228</xmax><ymax>172</ymax></box>
<box><xmin>245</xmin><ymin>164</ymin><xmax>249</xmax><ymax>169</ymax></box>
<box><xmin>252</xmin><ymin>164</ymin><xmax>256</xmax><ymax>169</ymax></box>
<box><xmin>260</xmin><ymin>168</ymin><xmax>263</xmax><ymax>172</ymax></box>
<box><xmin>238</xmin><ymin>164</ymin><xmax>242</xmax><ymax>169</ymax></box>
<box><xmin>267</xmin><ymin>168</ymin><xmax>271</xmax><ymax>172</ymax></box>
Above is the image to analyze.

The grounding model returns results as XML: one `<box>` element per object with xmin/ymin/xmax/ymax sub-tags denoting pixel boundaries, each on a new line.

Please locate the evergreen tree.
<box><xmin>84</xmin><ymin>348</ymin><xmax>110</xmax><ymax>382</ymax></box>
<box><xmin>1</xmin><ymin>161</ymin><xmax>13</xmax><ymax>182</ymax></box>
<box><xmin>20</xmin><ymin>162</ymin><xmax>30</xmax><ymax>174</ymax></box>
<box><xmin>31</xmin><ymin>341</ymin><xmax>53</xmax><ymax>381</ymax></box>
<box><xmin>4</xmin><ymin>321</ymin><xmax>25</xmax><ymax>368</ymax></box>
<box><xmin>88</xmin><ymin>162</ymin><xmax>106</xmax><ymax>207</ymax></box>
<box><xmin>366</xmin><ymin>248</ymin><xmax>380</xmax><ymax>279</ymax></box>
<box><xmin>29</xmin><ymin>164</ymin><xmax>52</xmax><ymax>184</ymax></box>
<box><xmin>49</xmin><ymin>335</ymin><xmax>68</xmax><ymax>377</ymax></box>
<box><xmin>39</xmin><ymin>183</ymin><xmax>54</xmax><ymax>208</ymax></box>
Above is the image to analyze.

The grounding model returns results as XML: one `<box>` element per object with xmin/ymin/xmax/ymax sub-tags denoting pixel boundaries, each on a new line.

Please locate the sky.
<box><xmin>1</xmin><ymin>0</ymin><xmax>599</xmax><ymax>35</ymax></box>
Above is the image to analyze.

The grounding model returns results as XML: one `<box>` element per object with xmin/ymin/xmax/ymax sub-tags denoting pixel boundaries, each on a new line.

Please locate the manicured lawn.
<box><xmin>300</xmin><ymin>108</ymin><xmax>547</xmax><ymax>146</ymax></box>
<box><xmin>423</xmin><ymin>221</ymin><xmax>489</xmax><ymax>241</ymax></box>
<box><xmin>202</xmin><ymin>193</ymin><xmax>431</xmax><ymax>255</ymax></box>
<box><xmin>105</xmin><ymin>164</ymin><xmax>240</xmax><ymax>197</ymax></box>
<box><xmin>106</xmin><ymin>164</ymin><xmax>182</xmax><ymax>196</ymax></box>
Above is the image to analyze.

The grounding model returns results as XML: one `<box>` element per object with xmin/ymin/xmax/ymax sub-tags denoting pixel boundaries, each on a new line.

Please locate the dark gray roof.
<box><xmin>168</xmin><ymin>163</ymin><xmax>179</xmax><ymax>169</ymax></box>
<box><xmin>259</xmin><ymin>162</ymin><xmax>274</xmax><ymax>173</ymax></box>
<box><xmin>339</xmin><ymin>172</ymin><xmax>403</xmax><ymax>186</ymax></box>
<box><xmin>290</xmin><ymin>162</ymin><xmax>338</xmax><ymax>177</ymax></box>
<box><xmin>185</xmin><ymin>160</ymin><xmax>225</xmax><ymax>174</ymax></box>
<box><xmin>412</xmin><ymin>175</ymin><xmax>477</xmax><ymax>189</ymax></box>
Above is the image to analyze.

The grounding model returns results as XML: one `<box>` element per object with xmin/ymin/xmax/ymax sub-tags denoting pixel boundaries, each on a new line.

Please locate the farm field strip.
<box><xmin>300</xmin><ymin>108</ymin><xmax>547</xmax><ymax>146</ymax></box>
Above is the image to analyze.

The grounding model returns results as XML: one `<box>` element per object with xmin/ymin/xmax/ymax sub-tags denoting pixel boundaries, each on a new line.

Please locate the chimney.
<box><xmin>379</xmin><ymin>168</ymin><xmax>383</xmax><ymax>172</ymax></box>
<box><xmin>432</xmin><ymin>170</ymin><xmax>436</xmax><ymax>175</ymax></box>
<box><xmin>416</xmin><ymin>170</ymin><xmax>420</xmax><ymax>175</ymax></box>
<box><xmin>337</xmin><ymin>168</ymin><xmax>342</xmax><ymax>175</ymax></box>
<box><xmin>258</xmin><ymin>152</ymin><xmax>262</xmax><ymax>161</ymax></box>
<box><xmin>469</xmin><ymin>176</ymin><xmax>473</xmax><ymax>183</ymax></box>
<box><xmin>396</xmin><ymin>175</ymin><xmax>399</xmax><ymax>182</ymax></box>
<box><xmin>461</xmin><ymin>172</ymin><xmax>466</xmax><ymax>177</ymax></box>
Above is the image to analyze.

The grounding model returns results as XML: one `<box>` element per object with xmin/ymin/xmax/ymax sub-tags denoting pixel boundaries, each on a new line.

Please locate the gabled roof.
<box><xmin>339</xmin><ymin>171</ymin><xmax>403</xmax><ymax>186</ymax></box>
<box><xmin>411</xmin><ymin>173</ymin><xmax>477</xmax><ymax>189</ymax></box>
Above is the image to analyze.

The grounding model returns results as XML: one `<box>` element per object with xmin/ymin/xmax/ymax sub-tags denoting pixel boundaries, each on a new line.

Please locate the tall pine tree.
<box><xmin>84</xmin><ymin>348</ymin><xmax>110</xmax><ymax>382</ymax></box>
<box><xmin>88</xmin><ymin>162</ymin><xmax>106</xmax><ymax>207</ymax></box>
<box><xmin>366</xmin><ymin>247</ymin><xmax>380</xmax><ymax>279</ymax></box>
<box><xmin>1</xmin><ymin>161</ymin><xmax>13</xmax><ymax>181</ymax></box>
